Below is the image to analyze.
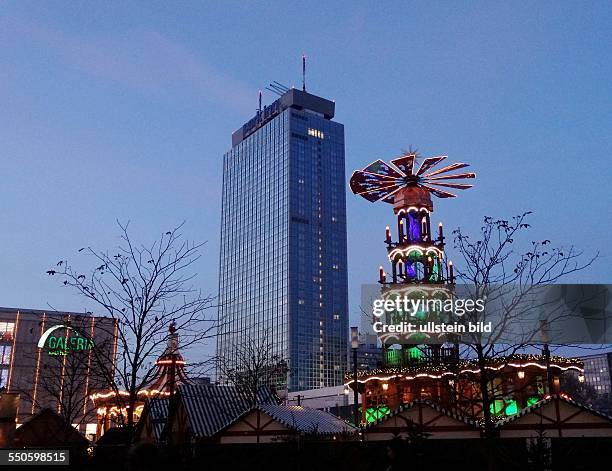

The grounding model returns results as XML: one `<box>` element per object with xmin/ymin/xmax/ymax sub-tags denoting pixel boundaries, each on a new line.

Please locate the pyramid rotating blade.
<box><xmin>363</xmin><ymin>159</ymin><xmax>404</xmax><ymax>179</ymax></box>
<box><xmin>427</xmin><ymin>172</ymin><xmax>476</xmax><ymax>181</ymax></box>
<box><xmin>420</xmin><ymin>184</ymin><xmax>457</xmax><ymax>198</ymax></box>
<box><xmin>415</xmin><ymin>155</ymin><xmax>447</xmax><ymax>176</ymax></box>
<box><xmin>424</xmin><ymin>162</ymin><xmax>470</xmax><ymax>178</ymax></box>
<box><xmin>426</xmin><ymin>182</ymin><xmax>473</xmax><ymax>190</ymax></box>
<box><xmin>390</xmin><ymin>154</ymin><xmax>416</xmax><ymax>176</ymax></box>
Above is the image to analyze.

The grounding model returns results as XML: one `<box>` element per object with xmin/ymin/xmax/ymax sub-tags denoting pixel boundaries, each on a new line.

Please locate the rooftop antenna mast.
<box><xmin>258</xmin><ymin>90</ymin><xmax>262</xmax><ymax>113</ymax></box>
<box><xmin>302</xmin><ymin>54</ymin><xmax>306</xmax><ymax>92</ymax></box>
<box><xmin>265</xmin><ymin>81</ymin><xmax>289</xmax><ymax>96</ymax></box>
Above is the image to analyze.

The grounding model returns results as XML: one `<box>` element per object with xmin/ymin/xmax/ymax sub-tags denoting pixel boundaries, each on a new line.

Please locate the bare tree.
<box><xmin>48</xmin><ymin>221</ymin><xmax>215</xmax><ymax>427</ymax></box>
<box><xmin>217</xmin><ymin>336</ymin><xmax>288</xmax><ymax>406</ymax></box>
<box><xmin>452</xmin><ymin>211</ymin><xmax>597</xmax><ymax>437</ymax></box>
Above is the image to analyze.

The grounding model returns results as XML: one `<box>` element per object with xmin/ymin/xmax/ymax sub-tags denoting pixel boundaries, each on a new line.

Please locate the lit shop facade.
<box><xmin>0</xmin><ymin>307</ymin><xmax>117</xmax><ymax>438</ymax></box>
<box><xmin>347</xmin><ymin>353</ymin><xmax>583</xmax><ymax>423</ymax></box>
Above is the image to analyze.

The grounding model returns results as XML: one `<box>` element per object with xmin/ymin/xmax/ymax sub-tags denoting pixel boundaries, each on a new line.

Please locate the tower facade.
<box><xmin>217</xmin><ymin>89</ymin><xmax>348</xmax><ymax>392</ymax></box>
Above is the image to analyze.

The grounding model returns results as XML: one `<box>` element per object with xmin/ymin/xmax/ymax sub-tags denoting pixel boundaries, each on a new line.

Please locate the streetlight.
<box><xmin>351</xmin><ymin>326</ymin><xmax>360</xmax><ymax>428</ymax></box>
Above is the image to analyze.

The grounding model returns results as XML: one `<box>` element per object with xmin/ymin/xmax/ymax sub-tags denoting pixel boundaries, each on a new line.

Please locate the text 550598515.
<box><xmin>0</xmin><ymin>450</ymin><xmax>69</xmax><ymax>466</ymax></box>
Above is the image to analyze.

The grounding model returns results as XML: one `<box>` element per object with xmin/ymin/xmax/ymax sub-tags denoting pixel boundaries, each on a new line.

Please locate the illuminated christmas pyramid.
<box><xmin>347</xmin><ymin>150</ymin><xmax>583</xmax><ymax>424</ymax></box>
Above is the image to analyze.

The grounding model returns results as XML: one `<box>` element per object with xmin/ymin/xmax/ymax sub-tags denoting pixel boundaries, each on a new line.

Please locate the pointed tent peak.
<box><xmin>164</xmin><ymin>322</ymin><xmax>180</xmax><ymax>356</ymax></box>
<box><xmin>143</xmin><ymin>323</ymin><xmax>189</xmax><ymax>394</ymax></box>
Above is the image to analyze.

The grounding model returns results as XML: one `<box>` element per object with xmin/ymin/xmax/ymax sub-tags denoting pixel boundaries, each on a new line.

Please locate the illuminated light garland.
<box><xmin>31</xmin><ymin>312</ymin><xmax>47</xmax><ymax>414</ymax></box>
<box><xmin>98</xmin><ymin>404</ymin><xmax>145</xmax><ymax>418</ymax></box>
<box><xmin>6</xmin><ymin>311</ymin><xmax>20</xmax><ymax>392</ymax></box>
<box><xmin>396</xmin><ymin>207</ymin><xmax>430</xmax><ymax>215</ymax></box>
<box><xmin>388</xmin><ymin>245</ymin><xmax>444</xmax><ymax>261</ymax></box>
<box><xmin>346</xmin><ymin>354</ymin><xmax>584</xmax><ymax>378</ymax></box>
<box><xmin>381</xmin><ymin>286</ymin><xmax>451</xmax><ymax>298</ymax></box>
<box><xmin>343</xmin><ymin>355</ymin><xmax>584</xmax><ymax>385</ymax></box>
<box><xmin>89</xmin><ymin>389</ymin><xmax>170</xmax><ymax>401</ymax></box>
<box><xmin>458</xmin><ymin>362</ymin><xmax>584</xmax><ymax>375</ymax></box>
<box><xmin>156</xmin><ymin>359</ymin><xmax>186</xmax><ymax>365</ymax></box>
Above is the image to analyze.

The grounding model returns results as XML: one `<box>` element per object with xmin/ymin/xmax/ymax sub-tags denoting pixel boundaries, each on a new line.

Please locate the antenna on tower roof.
<box><xmin>302</xmin><ymin>54</ymin><xmax>306</xmax><ymax>92</ymax></box>
<box><xmin>257</xmin><ymin>90</ymin><xmax>262</xmax><ymax>114</ymax></box>
<box><xmin>266</xmin><ymin>81</ymin><xmax>289</xmax><ymax>96</ymax></box>
<box><xmin>272</xmin><ymin>81</ymin><xmax>289</xmax><ymax>92</ymax></box>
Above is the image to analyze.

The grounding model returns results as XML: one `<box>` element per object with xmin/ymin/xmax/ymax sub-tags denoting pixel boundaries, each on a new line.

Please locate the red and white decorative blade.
<box><xmin>420</xmin><ymin>184</ymin><xmax>457</xmax><ymax>198</ymax></box>
<box><xmin>349</xmin><ymin>169</ymin><xmax>404</xmax><ymax>202</ymax></box>
<box><xmin>427</xmin><ymin>172</ymin><xmax>476</xmax><ymax>181</ymax></box>
<box><xmin>415</xmin><ymin>156</ymin><xmax>447</xmax><ymax>176</ymax></box>
<box><xmin>359</xmin><ymin>183</ymin><xmax>405</xmax><ymax>202</ymax></box>
<box><xmin>349</xmin><ymin>171</ymin><xmax>399</xmax><ymax>194</ymax></box>
<box><xmin>390</xmin><ymin>154</ymin><xmax>416</xmax><ymax>176</ymax></box>
<box><xmin>363</xmin><ymin>159</ymin><xmax>404</xmax><ymax>179</ymax></box>
<box><xmin>427</xmin><ymin>182</ymin><xmax>473</xmax><ymax>190</ymax></box>
<box><xmin>424</xmin><ymin>162</ymin><xmax>470</xmax><ymax>178</ymax></box>
<box><xmin>381</xmin><ymin>186</ymin><xmax>405</xmax><ymax>203</ymax></box>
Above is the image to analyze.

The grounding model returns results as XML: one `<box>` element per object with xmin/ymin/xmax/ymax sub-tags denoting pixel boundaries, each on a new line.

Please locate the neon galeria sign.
<box><xmin>37</xmin><ymin>324</ymin><xmax>95</xmax><ymax>356</ymax></box>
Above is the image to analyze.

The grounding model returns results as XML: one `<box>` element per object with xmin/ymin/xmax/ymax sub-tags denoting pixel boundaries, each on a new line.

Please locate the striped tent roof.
<box><xmin>254</xmin><ymin>405</ymin><xmax>357</xmax><ymax>435</ymax></box>
<box><xmin>494</xmin><ymin>394</ymin><xmax>612</xmax><ymax>428</ymax></box>
<box><xmin>177</xmin><ymin>383</ymin><xmax>278</xmax><ymax>438</ymax></box>
<box><xmin>147</xmin><ymin>397</ymin><xmax>170</xmax><ymax>442</ymax></box>
<box><xmin>366</xmin><ymin>399</ymin><xmax>477</xmax><ymax>428</ymax></box>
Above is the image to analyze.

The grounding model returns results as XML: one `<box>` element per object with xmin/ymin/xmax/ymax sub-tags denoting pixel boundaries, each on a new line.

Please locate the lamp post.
<box><xmin>540</xmin><ymin>320</ymin><xmax>554</xmax><ymax>394</ymax></box>
<box><xmin>351</xmin><ymin>326</ymin><xmax>360</xmax><ymax>428</ymax></box>
<box><xmin>543</xmin><ymin>343</ymin><xmax>554</xmax><ymax>394</ymax></box>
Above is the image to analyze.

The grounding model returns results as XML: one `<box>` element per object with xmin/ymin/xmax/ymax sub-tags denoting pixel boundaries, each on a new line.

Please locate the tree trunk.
<box><xmin>127</xmin><ymin>394</ymin><xmax>136</xmax><ymax>428</ymax></box>
<box><xmin>476</xmin><ymin>344</ymin><xmax>498</xmax><ymax>471</ymax></box>
<box><xmin>476</xmin><ymin>344</ymin><xmax>495</xmax><ymax>438</ymax></box>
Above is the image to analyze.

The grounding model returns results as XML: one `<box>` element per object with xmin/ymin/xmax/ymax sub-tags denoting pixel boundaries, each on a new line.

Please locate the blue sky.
<box><xmin>1</xmin><ymin>2</ymin><xmax>610</xmax><ymax>362</ymax></box>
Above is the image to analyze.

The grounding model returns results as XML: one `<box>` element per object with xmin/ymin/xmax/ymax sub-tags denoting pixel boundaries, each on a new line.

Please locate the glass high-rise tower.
<box><xmin>217</xmin><ymin>88</ymin><xmax>348</xmax><ymax>392</ymax></box>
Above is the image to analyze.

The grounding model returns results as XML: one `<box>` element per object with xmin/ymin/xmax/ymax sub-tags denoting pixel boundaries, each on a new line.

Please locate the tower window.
<box><xmin>308</xmin><ymin>129</ymin><xmax>324</xmax><ymax>139</ymax></box>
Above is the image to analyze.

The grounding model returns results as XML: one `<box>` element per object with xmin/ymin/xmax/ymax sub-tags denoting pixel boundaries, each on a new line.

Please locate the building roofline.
<box><xmin>231</xmin><ymin>88</ymin><xmax>335</xmax><ymax>147</ymax></box>
<box><xmin>0</xmin><ymin>306</ymin><xmax>108</xmax><ymax>319</ymax></box>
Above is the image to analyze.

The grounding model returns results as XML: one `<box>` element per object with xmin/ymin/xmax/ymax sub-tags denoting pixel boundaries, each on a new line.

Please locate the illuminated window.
<box><xmin>307</xmin><ymin>128</ymin><xmax>324</xmax><ymax>139</ymax></box>
<box><xmin>0</xmin><ymin>369</ymin><xmax>8</xmax><ymax>388</ymax></box>
<box><xmin>0</xmin><ymin>322</ymin><xmax>15</xmax><ymax>342</ymax></box>
<box><xmin>0</xmin><ymin>345</ymin><xmax>12</xmax><ymax>365</ymax></box>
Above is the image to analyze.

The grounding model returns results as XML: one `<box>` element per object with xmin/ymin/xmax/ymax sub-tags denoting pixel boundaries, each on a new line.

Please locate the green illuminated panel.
<box><xmin>490</xmin><ymin>398</ymin><xmax>520</xmax><ymax>417</ymax></box>
<box><xmin>490</xmin><ymin>400</ymin><xmax>505</xmax><ymax>416</ymax></box>
<box><xmin>365</xmin><ymin>405</ymin><xmax>391</xmax><ymax>424</ymax></box>
<box><xmin>407</xmin><ymin>347</ymin><xmax>421</xmax><ymax>360</ymax></box>
<box><xmin>429</xmin><ymin>257</ymin><xmax>439</xmax><ymax>282</ymax></box>
<box><xmin>385</xmin><ymin>349</ymin><xmax>401</xmax><ymax>366</ymax></box>
<box><xmin>505</xmin><ymin>400</ymin><xmax>518</xmax><ymax>415</ymax></box>
<box><xmin>527</xmin><ymin>397</ymin><xmax>540</xmax><ymax>407</ymax></box>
